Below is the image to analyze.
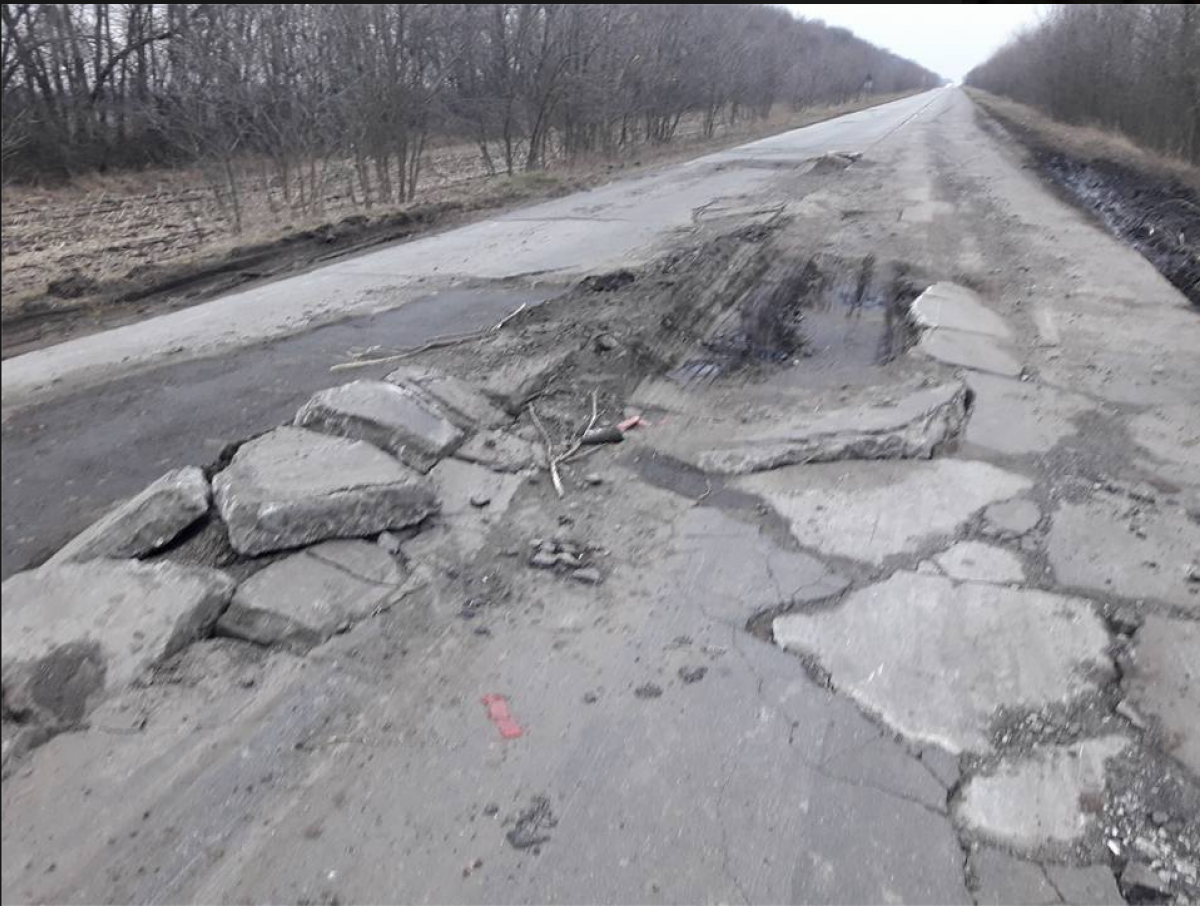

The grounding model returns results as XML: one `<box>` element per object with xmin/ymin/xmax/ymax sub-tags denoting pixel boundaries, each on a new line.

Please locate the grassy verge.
<box><xmin>966</xmin><ymin>89</ymin><xmax>1199</xmax><ymax>194</ymax></box>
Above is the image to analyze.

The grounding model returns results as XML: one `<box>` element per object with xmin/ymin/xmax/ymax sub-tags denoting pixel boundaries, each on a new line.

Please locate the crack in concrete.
<box><xmin>302</xmin><ymin>548</ymin><xmax>401</xmax><ymax>590</ymax></box>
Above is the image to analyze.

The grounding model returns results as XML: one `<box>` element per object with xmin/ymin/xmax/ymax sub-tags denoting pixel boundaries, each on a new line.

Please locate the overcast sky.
<box><xmin>784</xmin><ymin>4</ymin><xmax>1043</xmax><ymax>83</ymax></box>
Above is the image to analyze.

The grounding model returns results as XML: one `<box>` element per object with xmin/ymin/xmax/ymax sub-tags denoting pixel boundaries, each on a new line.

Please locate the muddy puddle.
<box><xmin>669</xmin><ymin>252</ymin><xmax>919</xmax><ymax>387</ymax></box>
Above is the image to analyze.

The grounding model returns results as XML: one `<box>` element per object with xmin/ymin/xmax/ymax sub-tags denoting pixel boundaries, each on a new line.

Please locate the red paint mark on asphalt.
<box><xmin>481</xmin><ymin>694</ymin><xmax>524</xmax><ymax>739</ymax></box>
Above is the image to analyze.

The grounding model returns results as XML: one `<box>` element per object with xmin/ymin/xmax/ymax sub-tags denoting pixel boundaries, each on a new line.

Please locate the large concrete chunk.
<box><xmin>295</xmin><ymin>380</ymin><xmax>464</xmax><ymax>472</ymax></box>
<box><xmin>669</xmin><ymin>382</ymin><xmax>969</xmax><ymax>475</ymax></box>
<box><xmin>955</xmin><ymin>737</ymin><xmax>1129</xmax><ymax>849</ymax></box>
<box><xmin>481</xmin><ymin>345</ymin><xmax>574</xmax><ymax>413</ymax></box>
<box><xmin>2</xmin><ymin>560</ymin><xmax>234</xmax><ymax>728</ymax></box>
<box><xmin>1124</xmin><ymin>616</ymin><xmax>1200</xmax><ymax>776</ymax></box>
<box><xmin>212</xmin><ymin>427</ymin><xmax>438</xmax><ymax>556</ymax></box>
<box><xmin>49</xmin><ymin>467</ymin><xmax>210</xmax><ymax>564</ymax></box>
<box><xmin>910</xmin><ymin>282</ymin><xmax>1012</xmax><ymax>339</ymax></box>
<box><xmin>917</xmin><ymin>328</ymin><xmax>1022</xmax><ymax>377</ymax></box>
<box><xmin>774</xmin><ymin>572</ymin><xmax>1114</xmax><ymax>753</ymax></box>
<box><xmin>385</xmin><ymin>366</ymin><xmax>511</xmax><ymax>430</ymax></box>
<box><xmin>738</xmin><ymin>459</ymin><xmax>1032</xmax><ymax>565</ymax></box>
<box><xmin>1048</xmin><ymin>493</ymin><xmax>1200</xmax><ymax>612</ymax></box>
<box><xmin>216</xmin><ymin>541</ymin><xmax>405</xmax><ymax>652</ymax></box>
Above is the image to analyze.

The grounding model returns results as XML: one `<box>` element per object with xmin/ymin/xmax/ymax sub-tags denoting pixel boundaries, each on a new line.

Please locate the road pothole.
<box><xmin>668</xmin><ymin>252</ymin><xmax>920</xmax><ymax>387</ymax></box>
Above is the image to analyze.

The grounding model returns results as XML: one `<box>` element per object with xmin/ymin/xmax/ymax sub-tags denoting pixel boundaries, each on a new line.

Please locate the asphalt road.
<box><xmin>1</xmin><ymin>90</ymin><xmax>942</xmax><ymax>580</ymax></box>
<box><xmin>6</xmin><ymin>88</ymin><xmax>1196</xmax><ymax>905</ymax></box>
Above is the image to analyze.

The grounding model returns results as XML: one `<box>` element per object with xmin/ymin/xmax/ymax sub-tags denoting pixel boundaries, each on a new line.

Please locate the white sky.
<box><xmin>784</xmin><ymin>4</ymin><xmax>1044</xmax><ymax>83</ymax></box>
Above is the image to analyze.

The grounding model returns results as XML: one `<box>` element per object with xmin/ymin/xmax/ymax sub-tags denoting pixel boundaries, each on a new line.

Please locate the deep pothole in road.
<box><xmin>668</xmin><ymin>252</ymin><xmax>921</xmax><ymax>388</ymax></box>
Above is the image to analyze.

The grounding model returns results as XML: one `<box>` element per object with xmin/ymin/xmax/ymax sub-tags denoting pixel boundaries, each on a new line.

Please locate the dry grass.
<box><xmin>967</xmin><ymin>89</ymin><xmax>1200</xmax><ymax>194</ymax></box>
<box><xmin>1</xmin><ymin>91</ymin><xmax>917</xmax><ymax>319</ymax></box>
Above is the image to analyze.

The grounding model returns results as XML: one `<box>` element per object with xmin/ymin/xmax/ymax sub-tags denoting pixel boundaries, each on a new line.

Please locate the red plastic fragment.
<box><xmin>481</xmin><ymin>694</ymin><xmax>524</xmax><ymax>739</ymax></box>
<box><xmin>617</xmin><ymin>415</ymin><xmax>646</xmax><ymax>432</ymax></box>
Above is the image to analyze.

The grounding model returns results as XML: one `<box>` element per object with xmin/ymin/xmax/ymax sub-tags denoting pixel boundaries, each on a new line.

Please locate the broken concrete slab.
<box><xmin>964</xmin><ymin>372</ymin><xmax>1092</xmax><ymax>457</ymax></box>
<box><xmin>911</xmin><ymin>283</ymin><xmax>1013</xmax><ymax>339</ymax></box>
<box><xmin>48</xmin><ymin>467</ymin><xmax>210</xmax><ymax>564</ymax></box>
<box><xmin>658</xmin><ymin>382</ymin><xmax>969</xmax><ymax>475</ymax></box>
<box><xmin>917</xmin><ymin>329</ymin><xmax>1022</xmax><ymax>377</ymax></box>
<box><xmin>453</xmin><ymin>429</ymin><xmax>541</xmax><ymax>473</ymax></box>
<box><xmin>774</xmin><ymin>572</ymin><xmax>1114</xmax><ymax>753</ymax></box>
<box><xmin>294</xmin><ymin>379</ymin><xmax>464</xmax><ymax>472</ymax></box>
<box><xmin>1123</xmin><ymin>615</ymin><xmax>1200</xmax><ymax>776</ymax></box>
<box><xmin>982</xmin><ymin>497</ymin><xmax>1043</xmax><ymax>538</ymax></box>
<box><xmin>662</xmin><ymin>506</ymin><xmax>848</xmax><ymax>625</ymax></box>
<box><xmin>481</xmin><ymin>345</ymin><xmax>574</xmax><ymax>413</ymax></box>
<box><xmin>385</xmin><ymin>366</ymin><xmax>511</xmax><ymax>430</ymax></box>
<box><xmin>213</xmin><ymin>427</ymin><xmax>438</xmax><ymax>556</ymax></box>
<box><xmin>955</xmin><ymin>737</ymin><xmax>1129</xmax><ymax>850</ymax></box>
<box><xmin>215</xmin><ymin>541</ymin><xmax>404</xmax><ymax>652</ymax></box>
<box><xmin>1047</xmin><ymin>494</ymin><xmax>1200</xmax><ymax>612</ymax></box>
<box><xmin>404</xmin><ymin>459</ymin><xmax>524</xmax><ymax>564</ymax></box>
<box><xmin>934</xmin><ymin>541</ymin><xmax>1025</xmax><ymax>584</ymax></box>
<box><xmin>969</xmin><ymin>847</ymin><xmax>1060</xmax><ymax>905</ymax></box>
<box><xmin>2</xmin><ymin>560</ymin><xmax>234</xmax><ymax>728</ymax></box>
<box><xmin>738</xmin><ymin>459</ymin><xmax>1032</xmax><ymax>565</ymax></box>
<box><xmin>1044</xmin><ymin>864</ymin><xmax>1126</xmax><ymax>906</ymax></box>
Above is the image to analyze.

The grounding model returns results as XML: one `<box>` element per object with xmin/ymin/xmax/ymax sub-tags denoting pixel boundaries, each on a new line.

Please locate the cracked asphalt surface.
<box><xmin>3</xmin><ymin>88</ymin><xmax>1199</xmax><ymax>904</ymax></box>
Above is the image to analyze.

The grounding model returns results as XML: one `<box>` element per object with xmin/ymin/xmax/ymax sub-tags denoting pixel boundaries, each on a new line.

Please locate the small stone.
<box><xmin>482</xmin><ymin>803</ymin><xmax>500</xmax><ymax>817</ymax></box>
<box><xmin>529</xmin><ymin>551</ymin><xmax>559</xmax><ymax>569</ymax></box>
<box><xmin>585</xmin><ymin>473</ymin><xmax>603</xmax><ymax>486</ymax></box>
<box><xmin>582</xmin><ymin>691</ymin><xmax>599</xmax><ymax>704</ymax></box>
<box><xmin>377</xmin><ymin>531</ymin><xmax>402</xmax><ymax>554</ymax></box>
<box><xmin>1186</xmin><ymin>563</ymin><xmax>1200</xmax><ymax>583</ymax></box>
<box><xmin>1120</xmin><ymin>861</ymin><xmax>1172</xmax><ymax>900</ymax></box>
<box><xmin>1116</xmin><ymin>699</ymin><xmax>1149</xmax><ymax>730</ymax></box>
<box><xmin>556</xmin><ymin>552</ymin><xmax>584</xmax><ymax>569</ymax></box>
<box><xmin>1151</xmin><ymin>810</ymin><xmax>1170</xmax><ymax>827</ymax></box>
<box><xmin>678</xmin><ymin>666</ymin><xmax>707</xmax><ymax>684</ymax></box>
<box><xmin>595</xmin><ymin>334</ymin><xmax>619</xmax><ymax>352</ymax></box>
<box><xmin>469</xmin><ymin>493</ymin><xmax>491</xmax><ymax>508</ymax></box>
<box><xmin>634</xmin><ymin>683</ymin><xmax>663</xmax><ymax>699</ymax></box>
<box><xmin>572</xmin><ymin>567</ymin><xmax>602</xmax><ymax>585</ymax></box>
<box><xmin>1110</xmin><ymin>608</ymin><xmax>1143</xmax><ymax>636</ymax></box>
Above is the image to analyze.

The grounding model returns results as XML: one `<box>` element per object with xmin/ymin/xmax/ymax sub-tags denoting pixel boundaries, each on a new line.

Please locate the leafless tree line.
<box><xmin>2</xmin><ymin>4</ymin><xmax>939</xmax><ymax>215</ymax></box>
<box><xmin>966</xmin><ymin>4</ymin><xmax>1200</xmax><ymax>164</ymax></box>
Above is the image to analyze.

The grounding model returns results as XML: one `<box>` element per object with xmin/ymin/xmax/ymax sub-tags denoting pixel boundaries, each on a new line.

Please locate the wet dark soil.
<box><xmin>1037</xmin><ymin>152</ymin><xmax>1200</xmax><ymax>307</ymax></box>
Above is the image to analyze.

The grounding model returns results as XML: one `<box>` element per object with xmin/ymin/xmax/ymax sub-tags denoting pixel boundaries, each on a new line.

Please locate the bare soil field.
<box><xmin>1</xmin><ymin>93</ymin><xmax>915</xmax><ymax>357</ymax></box>
<box><xmin>969</xmin><ymin>90</ymin><xmax>1200</xmax><ymax>307</ymax></box>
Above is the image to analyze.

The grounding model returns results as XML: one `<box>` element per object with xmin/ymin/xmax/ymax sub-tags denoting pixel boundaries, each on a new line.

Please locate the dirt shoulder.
<box><xmin>967</xmin><ymin>89</ymin><xmax>1200</xmax><ymax>307</ymax></box>
<box><xmin>1</xmin><ymin>92</ymin><xmax>917</xmax><ymax>358</ymax></box>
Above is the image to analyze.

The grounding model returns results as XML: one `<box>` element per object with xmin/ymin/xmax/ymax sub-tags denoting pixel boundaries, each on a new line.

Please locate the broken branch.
<box><xmin>331</xmin><ymin>302</ymin><xmax>528</xmax><ymax>372</ymax></box>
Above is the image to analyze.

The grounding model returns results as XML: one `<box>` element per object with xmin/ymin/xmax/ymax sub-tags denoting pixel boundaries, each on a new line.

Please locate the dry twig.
<box><xmin>330</xmin><ymin>301</ymin><xmax>528</xmax><ymax>372</ymax></box>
